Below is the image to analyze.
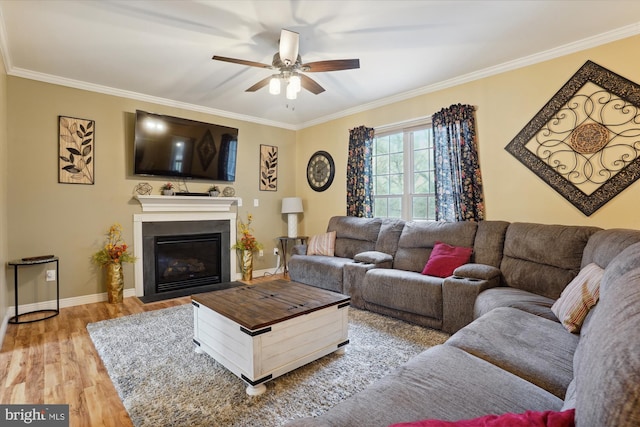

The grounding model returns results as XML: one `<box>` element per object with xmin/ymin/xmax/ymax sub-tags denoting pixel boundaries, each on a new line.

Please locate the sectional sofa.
<box><xmin>285</xmin><ymin>216</ymin><xmax>640</xmax><ymax>426</ymax></box>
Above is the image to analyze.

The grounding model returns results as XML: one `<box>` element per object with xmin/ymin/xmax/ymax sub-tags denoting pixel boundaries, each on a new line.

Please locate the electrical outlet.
<box><xmin>273</xmin><ymin>247</ymin><xmax>279</xmax><ymax>256</ymax></box>
<box><xmin>259</xmin><ymin>249</ymin><xmax>264</xmax><ymax>257</ymax></box>
<box><xmin>46</xmin><ymin>270</ymin><xmax>56</xmax><ymax>281</ymax></box>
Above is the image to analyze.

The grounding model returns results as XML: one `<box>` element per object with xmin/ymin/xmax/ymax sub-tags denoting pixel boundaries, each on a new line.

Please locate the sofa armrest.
<box><xmin>442</xmin><ymin>264</ymin><xmax>502</xmax><ymax>334</ymax></box>
<box><xmin>292</xmin><ymin>244</ymin><xmax>307</xmax><ymax>255</ymax></box>
<box><xmin>452</xmin><ymin>263</ymin><xmax>501</xmax><ymax>281</ymax></box>
<box><xmin>343</xmin><ymin>262</ymin><xmax>379</xmax><ymax>309</ymax></box>
<box><xmin>353</xmin><ymin>251</ymin><xmax>393</xmax><ymax>267</ymax></box>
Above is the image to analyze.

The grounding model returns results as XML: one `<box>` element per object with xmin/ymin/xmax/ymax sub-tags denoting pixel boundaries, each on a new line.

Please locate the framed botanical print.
<box><xmin>58</xmin><ymin>116</ymin><xmax>95</xmax><ymax>185</ymax></box>
<box><xmin>259</xmin><ymin>144</ymin><xmax>278</xmax><ymax>191</ymax></box>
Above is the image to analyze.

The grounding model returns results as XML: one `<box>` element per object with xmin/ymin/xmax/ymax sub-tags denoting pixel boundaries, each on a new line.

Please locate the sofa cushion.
<box><xmin>388</xmin><ymin>409</ymin><xmax>575</xmax><ymax>427</ymax></box>
<box><xmin>394</xmin><ymin>221</ymin><xmax>477</xmax><ymax>273</ymax></box>
<box><xmin>327</xmin><ymin>216</ymin><xmax>382</xmax><ymax>259</ymax></box>
<box><xmin>307</xmin><ymin>231</ymin><xmax>336</xmax><ymax>256</ymax></box>
<box><xmin>581</xmin><ymin>228</ymin><xmax>640</xmax><ymax>269</ymax></box>
<box><xmin>500</xmin><ymin>223</ymin><xmax>600</xmax><ymax>299</ymax></box>
<box><xmin>447</xmin><ymin>307</ymin><xmax>578</xmax><ymax>399</ymax></box>
<box><xmin>551</xmin><ymin>263</ymin><xmax>603</xmax><ymax>333</ymax></box>
<box><xmin>374</xmin><ymin>218</ymin><xmax>405</xmax><ymax>257</ymax></box>
<box><xmin>284</xmin><ymin>345</ymin><xmax>563</xmax><ymax>427</ymax></box>
<box><xmin>287</xmin><ymin>254</ymin><xmax>351</xmax><ymax>293</ymax></box>
<box><xmin>561</xmin><ymin>379</ymin><xmax>577</xmax><ymax>411</ymax></box>
<box><xmin>474</xmin><ymin>287</ymin><xmax>557</xmax><ymax>321</ymax></box>
<box><xmin>472</xmin><ymin>220</ymin><xmax>510</xmax><ymax>267</ymax></box>
<box><xmin>573</xmin><ymin>242</ymin><xmax>640</xmax><ymax>427</ymax></box>
<box><xmin>363</xmin><ymin>269</ymin><xmax>443</xmax><ymax>319</ymax></box>
<box><xmin>421</xmin><ymin>242</ymin><xmax>473</xmax><ymax>278</ymax></box>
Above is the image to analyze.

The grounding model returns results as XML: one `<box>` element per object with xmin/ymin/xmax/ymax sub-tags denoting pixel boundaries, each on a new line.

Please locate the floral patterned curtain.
<box><xmin>346</xmin><ymin>126</ymin><xmax>375</xmax><ymax>217</ymax></box>
<box><xmin>432</xmin><ymin>104</ymin><xmax>485</xmax><ymax>222</ymax></box>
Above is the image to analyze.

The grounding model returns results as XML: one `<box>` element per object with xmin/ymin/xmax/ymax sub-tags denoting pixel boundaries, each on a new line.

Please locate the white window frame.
<box><xmin>373</xmin><ymin>117</ymin><xmax>435</xmax><ymax>221</ymax></box>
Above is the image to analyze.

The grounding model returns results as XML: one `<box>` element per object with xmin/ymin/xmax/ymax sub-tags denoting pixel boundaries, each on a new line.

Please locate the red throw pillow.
<box><xmin>421</xmin><ymin>241</ymin><xmax>473</xmax><ymax>278</ymax></box>
<box><xmin>388</xmin><ymin>409</ymin><xmax>575</xmax><ymax>427</ymax></box>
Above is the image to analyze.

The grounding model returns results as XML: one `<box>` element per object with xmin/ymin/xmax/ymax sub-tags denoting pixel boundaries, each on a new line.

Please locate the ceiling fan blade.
<box><xmin>212</xmin><ymin>55</ymin><xmax>273</xmax><ymax>69</ymax></box>
<box><xmin>245</xmin><ymin>76</ymin><xmax>272</xmax><ymax>92</ymax></box>
<box><xmin>279</xmin><ymin>29</ymin><xmax>299</xmax><ymax>66</ymax></box>
<box><xmin>300</xmin><ymin>74</ymin><xmax>325</xmax><ymax>95</ymax></box>
<box><xmin>303</xmin><ymin>59</ymin><xmax>360</xmax><ymax>72</ymax></box>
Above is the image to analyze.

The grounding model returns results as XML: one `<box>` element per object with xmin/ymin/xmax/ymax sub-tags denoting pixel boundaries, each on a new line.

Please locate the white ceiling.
<box><xmin>1</xmin><ymin>1</ymin><xmax>640</xmax><ymax>130</ymax></box>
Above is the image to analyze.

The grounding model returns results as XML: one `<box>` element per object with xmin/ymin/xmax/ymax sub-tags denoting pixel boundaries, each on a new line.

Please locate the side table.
<box><xmin>277</xmin><ymin>236</ymin><xmax>308</xmax><ymax>275</ymax></box>
<box><xmin>8</xmin><ymin>256</ymin><xmax>60</xmax><ymax>324</ymax></box>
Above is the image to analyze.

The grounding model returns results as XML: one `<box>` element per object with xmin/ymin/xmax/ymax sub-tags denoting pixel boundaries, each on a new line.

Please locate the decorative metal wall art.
<box><xmin>134</xmin><ymin>182</ymin><xmax>153</xmax><ymax>195</ymax></box>
<box><xmin>58</xmin><ymin>116</ymin><xmax>95</xmax><ymax>184</ymax></box>
<box><xmin>505</xmin><ymin>60</ymin><xmax>640</xmax><ymax>216</ymax></box>
<box><xmin>259</xmin><ymin>144</ymin><xmax>278</xmax><ymax>191</ymax></box>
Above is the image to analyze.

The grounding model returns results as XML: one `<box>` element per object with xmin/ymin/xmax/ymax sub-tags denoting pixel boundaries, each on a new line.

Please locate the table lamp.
<box><xmin>281</xmin><ymin>197</ymin><xmax>303</xmax><ymax>238</ymax></box>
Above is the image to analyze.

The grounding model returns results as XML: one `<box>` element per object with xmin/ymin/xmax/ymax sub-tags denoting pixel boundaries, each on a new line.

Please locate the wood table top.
<box><xmin>192</xmin><ymin>279</ymin><xmax>350</xmax><ymax>331</ymax></box>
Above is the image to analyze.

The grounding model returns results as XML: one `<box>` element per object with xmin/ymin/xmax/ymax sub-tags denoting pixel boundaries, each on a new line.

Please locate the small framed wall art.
<box><xmin>259</xmin><ymin>144</ymin><xmax>278</xmax><ymax>191</ymax></box>
<box><xmin>58</xmin><ymin>115</ymin><xmax>95</xmax><ymax>185</ymax></box>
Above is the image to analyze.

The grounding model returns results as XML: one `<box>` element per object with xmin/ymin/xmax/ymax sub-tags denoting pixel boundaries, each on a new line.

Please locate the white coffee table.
<box><xmin>192</xmin><ymin>279</ymin><xmax>350</xmax><ymax>395</ymax></box>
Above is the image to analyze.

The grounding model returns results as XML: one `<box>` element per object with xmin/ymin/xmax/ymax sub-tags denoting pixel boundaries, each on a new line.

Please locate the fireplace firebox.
<box><xmin>140</xmin><ymin>220</ymin><xmax>233</xmax><ymax>302</ymax></box>
<box><xmin>155</xmin><ymin>233</ymin><xmax>221</xmax><ymax>292</ymax></box>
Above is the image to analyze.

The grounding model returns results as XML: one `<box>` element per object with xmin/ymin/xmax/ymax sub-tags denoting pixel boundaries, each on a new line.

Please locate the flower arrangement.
<box><xmin>208</xmin><ymin>185</ymin><xmax>220</xmax><ymax>192</ymax></box>
<box><xmin>232</xmin><ymin>213</ymin><xmax>263</xmax><ymax>252</ymax></box>
<box><xmin>92</xmin><ymin>223</ymin><xmax>137</xmax><ymax>266</ymax></box>
<box><xmin>160</xmin><ymin>182</ymin><xmax>174</xmax><ymax>191</ymax></box>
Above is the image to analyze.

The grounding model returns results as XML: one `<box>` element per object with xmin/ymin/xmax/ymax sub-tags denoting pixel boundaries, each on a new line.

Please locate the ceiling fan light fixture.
<box><xmin>269</xmin><ymin>76</ymin><xmax>281</xmax><ymax>95</ymax></box>
<box><xmin>290</xmin><ymin>74</ymin><xmax>301</xmax><ymax>93</ymax></box>
<box><xmin>286</xmin><ymin>81</ymin><xmax>297</xmax><ymax>100</ymax></box>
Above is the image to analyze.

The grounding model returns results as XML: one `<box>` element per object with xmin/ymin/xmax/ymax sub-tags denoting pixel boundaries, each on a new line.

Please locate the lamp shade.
<box><xmin>281</xmin><ymin>197</ymin><xmax>303</xmax><ymax>214</ymax></box>
<box><xmin>269</xmin><ymin>76</ymin><xmax>281</xmax><ymax>95</ymax></box>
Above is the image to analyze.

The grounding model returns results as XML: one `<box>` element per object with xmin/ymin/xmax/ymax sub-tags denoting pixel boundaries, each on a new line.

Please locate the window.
<box><xmin>373</xmin><ymin>122</ymin><xmax>435</xmax><ymax>220</ymax></box>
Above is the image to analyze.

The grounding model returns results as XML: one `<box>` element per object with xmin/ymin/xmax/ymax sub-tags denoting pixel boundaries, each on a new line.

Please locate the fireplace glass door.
<box><xmin>154</xmin><ymin>233</ymin><xmax>221</xmax><ymax>292</ymax></box>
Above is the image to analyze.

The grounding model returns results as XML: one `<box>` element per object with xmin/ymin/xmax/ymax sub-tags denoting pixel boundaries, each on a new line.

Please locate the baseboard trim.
<box><xmin>6</xmin><ymin>288</ymin><xmax>138</xmax><ymax>316</ymax></box>
<box><xmin>0</xmin><ymin>267</ymin><xmax>279</xmax><ymax>348</ymax></box>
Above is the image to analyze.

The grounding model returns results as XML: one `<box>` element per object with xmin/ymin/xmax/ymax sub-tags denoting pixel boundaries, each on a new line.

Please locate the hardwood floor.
<box><xmin>0</xmin><ymin>274</ymin><xmax>284</xmax><ymax>426</ymax></box>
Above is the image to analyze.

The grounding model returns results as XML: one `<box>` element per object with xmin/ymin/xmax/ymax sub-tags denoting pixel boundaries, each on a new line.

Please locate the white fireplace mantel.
<box><xmin>132</xmin><ymin>195</ymin><xmax>239</xmax><ymax>297</ymax></box>
<box><xmin>134</xmin><ymin>195</ymin><xmax>239</xmax><ymax>212</ymax></box>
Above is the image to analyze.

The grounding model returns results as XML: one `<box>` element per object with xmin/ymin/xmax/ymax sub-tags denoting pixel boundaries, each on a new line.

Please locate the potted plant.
<box><xmin>208</xmin><ymin>185</ymin><xmax>220</xmax><ymax>197</ymax></box>
<box><xmin>92</xmin><ymin>223</ymin><xmax>137</xmax><ymax>303</ymax></box>
<box><xmin>160</xmin><ymin>182</ymin><xmax>174</xmax><ymax>196</ymax></box>
<box><xmin>231</xmin><ymin>213</ymin><xmax>263</xmax><ymax>280</ymax></box>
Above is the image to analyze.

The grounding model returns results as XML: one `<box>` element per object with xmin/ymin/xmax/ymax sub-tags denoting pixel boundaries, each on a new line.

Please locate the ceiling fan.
<box><xmin>212</xmin><ymin>29</ymin><xmax>360</xmax><ymax>99</ymax></box>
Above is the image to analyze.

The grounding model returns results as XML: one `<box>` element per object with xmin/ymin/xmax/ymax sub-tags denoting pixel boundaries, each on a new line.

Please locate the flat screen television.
<box><xmin>133</xmin><ymin>110</ymin><xmax>238</xmax><ymax>182</ymax></box>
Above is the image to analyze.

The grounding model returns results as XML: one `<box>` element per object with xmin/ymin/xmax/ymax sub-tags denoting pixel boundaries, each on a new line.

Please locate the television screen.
<box><xmin>134</xmin><ymin>110</ymin><xmax>238</xmax><ymax>182</ymax></box>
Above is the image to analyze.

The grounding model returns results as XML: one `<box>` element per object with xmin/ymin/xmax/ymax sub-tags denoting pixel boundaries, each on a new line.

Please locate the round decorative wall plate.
<box><xmin>222</xmin><ymin>186</ymin><xmax>235</xmax><ymax>197</ymax></box>
<box><xmin>307</xmin><ymin>150</ymin><xmax>335</xmax><ymax>192</ymax></box>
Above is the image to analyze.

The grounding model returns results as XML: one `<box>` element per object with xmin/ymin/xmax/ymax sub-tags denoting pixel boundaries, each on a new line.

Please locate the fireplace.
<box><xmin>133</xmin><ymin>196</ymin><xmax>239</xmax><ymax>303</ymax></box>
<box><xmin>155</xmin><ymin>233</ymin><xmax>222</xmax><ymax>293</ymax></box>
<box><xmin>140</xmin><ymin>220</ymin><xmax>232</xmax><ymax>302</ymax></box>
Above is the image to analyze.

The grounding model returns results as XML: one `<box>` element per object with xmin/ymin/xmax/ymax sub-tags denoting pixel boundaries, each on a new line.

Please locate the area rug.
<box><xmin>87</xmin><ymin>304</ymin><xmax>449</xmax><ymax>427</ymax></box>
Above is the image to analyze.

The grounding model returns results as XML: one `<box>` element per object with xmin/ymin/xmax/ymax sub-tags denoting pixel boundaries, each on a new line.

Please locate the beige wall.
<box><xmin>6</xmin><ymin>78</ymin><xmax>296</xmax><ymax>304</ymax></box>
<box><xmin>4</xmin><ymin>34</ymin><xmax>640</xmax><ymax>307</ymax></box>
<box><xmin>0</xmin><ymin>52</ymin><xmax>8</xmax><ymax>323</ymax></box>
<box><xmin>296</xmin><ymin>34</ymin><xmax>640</xmax><ymax>237</ymax></box>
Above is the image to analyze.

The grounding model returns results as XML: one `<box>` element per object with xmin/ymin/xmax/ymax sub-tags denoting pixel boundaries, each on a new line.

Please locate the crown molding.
<box><xmin>5</xmin><ymin>66</ymin><xmax>298</xmax><ymax>131</ymax></box>
<box><xmin>298</xmin><ymin>22</ymin><xmax>640</xmax><ymax>129</ymax></box>
<box><xmin>1</xmin><ymin>18</ymin><xmax>638</xmax><ymax>132</ymax></box>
